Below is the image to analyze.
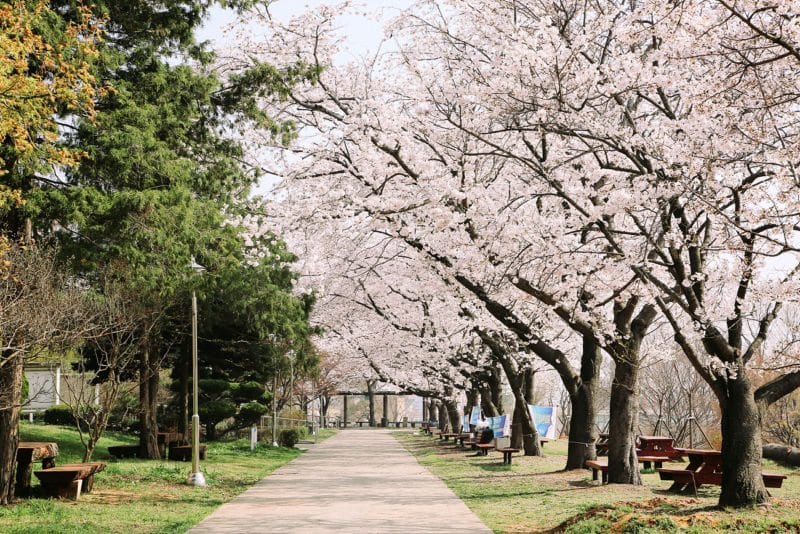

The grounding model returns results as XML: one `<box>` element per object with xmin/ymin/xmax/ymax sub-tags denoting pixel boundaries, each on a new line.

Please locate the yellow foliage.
<box><xmin>0</xmin><ymin>0</ymin><xmax>104</xmax><ymax>175</ymax></box>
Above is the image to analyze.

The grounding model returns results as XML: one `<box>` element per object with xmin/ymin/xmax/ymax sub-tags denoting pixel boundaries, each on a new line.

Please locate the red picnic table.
<box><xmin>658</xmin><ymin>448</ymin><xmax>786</xmax><ymax>493</ymax></box>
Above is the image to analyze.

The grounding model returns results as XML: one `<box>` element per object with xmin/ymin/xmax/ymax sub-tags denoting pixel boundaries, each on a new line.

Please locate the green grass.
<box><xmin>395</xmin><ymin>432</ymin><xmax>800</xmax><ymax>533</ymax></box>
<box><xmin>0</xmin><ymin>422</ymin><xmax>326</xmax><ymax>533</ymax></box>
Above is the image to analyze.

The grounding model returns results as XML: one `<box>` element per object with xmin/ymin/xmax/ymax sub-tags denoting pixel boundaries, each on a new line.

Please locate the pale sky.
<box><xmin>198</xmin><ymin>1</ymin><xmax>413</xmax><ymax>61</ymax></box>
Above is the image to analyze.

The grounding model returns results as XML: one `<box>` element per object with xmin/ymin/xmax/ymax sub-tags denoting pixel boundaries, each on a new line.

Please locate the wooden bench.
<box><xmin>108</xmin><ymin>444</ymin><xmax>140</xmax><ymax>458</ymax></box>
<box><xmin>585</xmin><ymin>459</ymin><xmax>608</xmax><ymax>483</ymax></box>
<box><xmin>496</xmin><ymin>447</ymin><xmax>520</xmax><ymax>465</ymax></box>
<box><xmin>56</xmin><ymin>462</ymin><xmax>106</xmax><ymax>493</ymax></box>
<box><xmin>34</xmin><ymin>462</ymin><xmax>106</xmax><ymax>500</ymax></box>
<box><xmin>475</xmin><ymin>443</ymin><xmax>495</xmax><ymax>456</ymax></box>
<box><xmin>169</xmin><ymin>444</ymin><xmax>207</xmax><ymax>461</ymax></box>
<box><xmin>657</xmin><ymin>468</ymin><xmax>787</xmax><ymax>493</ymax></box>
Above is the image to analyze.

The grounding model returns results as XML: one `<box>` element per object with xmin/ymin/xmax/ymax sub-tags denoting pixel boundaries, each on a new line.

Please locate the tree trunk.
<box><xmin>524</xmin><ymin>368</ymin><xmax>535</xmax><ymax>403</ymax></box>
<box><xmin>565</xmin><ymin>336</ymin><xmax>601</xmax><ymax>470</ymax></box>
<box><xmin>607</xmin><ymin>356</ymin><xmax>641</xmax><ymax>484</ymax></box>
<box><xmin>719</xmin><ymin>370</ymin><xmax>768</xmax><ymax>506</ymax></box>
<box><xmin>436</xmin><ymin>402</ymin><xmax>447</xmax><ymax>431</ymax></box>
<box><xmin>479</xmin><ymin>386</ymin><xmax>500</xmax><ymax>417</ymax></box>
<box><xmin>138</xmin><ymin>347</ymin><xmax>160</xmax><ymax>459</ymax></box>
<box><xmin>178</xmin><ymin>345</ymin><xmax>189</xmax><ymax>439</ymax></box>
<box><xmin>466</xmin><ymin>388</ymin><xmax>479</xmax><ymax>414</ymax></box>
<box><xmin>445</xmin><ymin>399</ymin><xmax>461</xmax><ymax>434</ymax></box>
<box><xmin>488</xmin><ymin>367</ymin><xmax>504</xmax><ymax>414</ymax></box>
<box><xmin>0</xmin><ymin>353</ymin><xmax>23</xmax><ymax>504</ymax></box>
<box><xmin>367</xmin><ymin>381</ymin><xmax>376</xmax><ymax>427</ymax></box>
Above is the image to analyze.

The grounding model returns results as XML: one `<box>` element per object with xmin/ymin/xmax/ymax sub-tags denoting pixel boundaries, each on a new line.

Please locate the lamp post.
<box><xmin>270</xmin><ymin>333</ymin><xmax>278</xmax><ymax>447</ymax></box>
<box><xmin>187</xmin><ymin>256</ymin><xmax>206</xmax><ymax>487</ymax></box>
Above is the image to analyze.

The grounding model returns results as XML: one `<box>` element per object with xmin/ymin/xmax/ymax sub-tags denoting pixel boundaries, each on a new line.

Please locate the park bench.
<box><xmin>496</xmin><ymin>447</ymin><xmax>520</xmax><ymax>465</ymax></box>
<box><xmin>475</xmin><ymin>443</ymin><xmax>495</xmax><ymax>456</ymax></box>
<box><xmin>169</xmin><ymin>444</ymin><xmax>208</xmax><ymax>461</ymax></box>
<box><xmin>585</xmin><ymin>455</ymin><xmax>671</xmax><ymax>483</ymax></box>
<box><xmin>585</xmin><ymin>459</ymin><xmax>609</xmax><ymax>483</ymax></box>
<box><xmin>16</xmin><ymin>441</ymin><xmax>58</xmax><ymax>498</ymax></box>
<box><xmin>34</xmin><ymin>462</ymin><xmax>106</xmax><ymax>500</ymax></box>
<box><xmin>108</xmin><ymin>444</ymin><xmax>140</xmax><ymax>458</ymax></box>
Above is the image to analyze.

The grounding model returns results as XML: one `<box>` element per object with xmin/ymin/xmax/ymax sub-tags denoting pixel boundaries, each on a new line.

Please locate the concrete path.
<box><xmin>189</xmin><ymin>429</ymin><xmax>491</xmax><ymax>533</ymax></box>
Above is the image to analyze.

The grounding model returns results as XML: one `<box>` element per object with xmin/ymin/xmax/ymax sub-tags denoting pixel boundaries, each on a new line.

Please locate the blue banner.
<box><xmin>528</xmin><ymin>405</ymin><xmax>554</xmax><ymax>438</ymax></box>
<box><xmin>462</xmin><ymin>415</ymin><xmax>470</xmax><ymax>433</ymax></box>
<box><xmin>469</xmin><ymin>406</ymin><xmax>481</xmax><ymax>426</ymax></box>
<box><xmin>488</xmin><ymin>415</ymin><xmax>509</xmax><ymax>438</ymax></box>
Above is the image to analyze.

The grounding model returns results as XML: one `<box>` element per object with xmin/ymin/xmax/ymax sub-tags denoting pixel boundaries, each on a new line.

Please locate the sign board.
<box><xmin>487</xmin><ymin>414</ymin><xmax>510</xmax><ymax>438</ymax></box>
<box><xmin>528</xmin><ymin>405</ymin><xmax>557</xmax><ymax>439</ymax></box>
<box><xmin>469</xmin><ymin>405</ymin><xmax>481</xmax><ymax>426</ymax></box>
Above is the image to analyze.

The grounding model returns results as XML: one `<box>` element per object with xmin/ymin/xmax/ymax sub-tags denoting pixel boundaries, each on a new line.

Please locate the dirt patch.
<box><xmin>87</xmin><ymin>489</ymin><xmax>180</xmax><ymax>504</ymax></box>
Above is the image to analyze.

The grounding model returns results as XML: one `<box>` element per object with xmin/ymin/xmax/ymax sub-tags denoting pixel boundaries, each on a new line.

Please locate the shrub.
<box><xmin>43</xmin><ymin>404</ymin><xmax>76</xmax><ymax>426</ymax></box>
<box><xmin>233</xmin><ymin>381</ymin><xmax>265</xmax><ymax>403</ymax></box>
<box><xmin>198</xmin><ymin>379</ymin><xmax>231</xmax><ymax>396</ymax></box>
<box><xmin>279</xmin><ymin>428</ymin><xmax>300</xmax><ymax>448</ymax></box>
<box><xmin>236</xmin><ymin>402</ymin><xmax>268</xmax><ymax>427</ymax></box>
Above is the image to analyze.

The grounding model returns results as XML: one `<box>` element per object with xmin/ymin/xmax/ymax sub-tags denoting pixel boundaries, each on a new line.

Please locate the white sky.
<box><xmin>198</xmin><ymin>1</ymin><xmax>413</xmax><ymax>60</ymax></box>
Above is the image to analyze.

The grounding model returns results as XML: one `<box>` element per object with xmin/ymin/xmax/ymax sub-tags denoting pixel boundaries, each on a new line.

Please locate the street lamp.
<box><xmin>269</xmin><ymin>333</ymin><xmax>279</xmax><ymax>447</ymax></box>
<box><xmin>187</xmin><ymin>256</ymin><xmax>206</xmax><ymax>487</ymax></box>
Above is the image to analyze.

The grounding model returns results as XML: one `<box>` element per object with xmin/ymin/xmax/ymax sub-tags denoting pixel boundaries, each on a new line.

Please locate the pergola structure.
<box><xmin>334</xmin><ymin>390</ymin><xmax>426</xmax><ymax>428</ymax></box>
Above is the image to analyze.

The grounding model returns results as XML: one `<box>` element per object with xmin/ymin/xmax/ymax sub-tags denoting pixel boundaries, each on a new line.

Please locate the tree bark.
<box><xmin>605</xmin><ymin>303</ymin><xmax>655</xmax><ymax>485</ymax></box>
<box><xmin>436</xmin><ymin>402</ymin><xmax>447</xmax><ymax>431</ymax></box>
<box><xmin>367</xmin><ymin>380</ymin><xmax>376</xmax><ymax>427</ymax></box>
<box><xmin>524</xmin><ymin>369</ymin><xmax>536</xmax><ymax>402</ymax></box>
<box><xmin>0</xmin><ymin>353</ymin><xmax>23</xmax><ymax>504</ymax></box>
<box><xmin>607</xmin><ymin>356</ymin><xmax>641</xmax><ymax>484</ymax></box>
<box><xmin>138</xmin><ymin>346</ymin><xmax>160</xmax><ymax>459</ymax></box>
<box><xmin>178</xmin><ymin>343</ymin><xmax>189</xmax><ymax>439</ymax></box>
<box><xmin>479</xmin><ymin>386</ymin><xmax>500</xmax><ymax>417</ymax></box>
<box><xmin>445</xmin><ymin>399</ymin><xmax>461</xmax><ymax>434</ymax></box>
<box><xmin>719</xmin><ymin>370</ymin><xmax>768</xmax><ymax>506</ymax></box>
<box><xmin>565</xmin><ymin>336</ymin><xmax>601</xmax><ymax>469</ymax></box>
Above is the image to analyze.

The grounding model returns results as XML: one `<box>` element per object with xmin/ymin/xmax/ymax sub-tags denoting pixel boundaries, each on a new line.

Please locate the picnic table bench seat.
<box><xmin>475</xmin><ymin>443</ymin><xmax>495</xmax><ymax>456</ymax></box>
<box><xmin>585</xmin><ymin>459</ymin><xmax>609</xmax><ymax>483</ymax></box>
<box><xmin>637</xmin><ymin>455</ymin><xmax>671</xmax><ymax>469</ymax></box>
<box><xmin>168</xmin><ymin>444</ymin><xmax>207</xmax><ymax>461</ymax></box>
<box><xmin>34</xmin><ymin>462</ymin><xmax>106</xmax><ymax>500</ymax></box>
<box><xmin>657</xmin><ymin>468</ymin><xmax>787</xmax><ymax>492</ymax></box>
<box><xmin>108</xmin><ymin>444</ymin><xmax>140</xmax><ymax>458</ymax></box>
<box><xmin>496</xmin><ymin>447</ymin><xmax>520</xmax><ymax>465</ymax></box>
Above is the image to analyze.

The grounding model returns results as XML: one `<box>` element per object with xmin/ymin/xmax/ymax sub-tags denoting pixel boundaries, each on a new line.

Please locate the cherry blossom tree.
<box><xmin>227</xmin><ymin>0</ymin><xmax>800</xmax><ymax>504</ymax></box>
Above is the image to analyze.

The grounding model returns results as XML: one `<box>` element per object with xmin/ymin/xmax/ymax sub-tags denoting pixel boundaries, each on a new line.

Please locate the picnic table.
<box><xmin>16</xmin><ymin>441</ymin><xmax>58</xmax><ymax>497</ymax></box>
<box><xmin>636</xmin><ymin>435</ymin><xmax>681</xmax><ymax>469</ymax></box>
<box><xmin>657</xmin><ymin>448</ymin><xmax>786</xmax><ymax>493</ymax></box>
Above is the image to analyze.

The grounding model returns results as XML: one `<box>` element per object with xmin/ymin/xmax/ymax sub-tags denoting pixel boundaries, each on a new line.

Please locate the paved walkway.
<box><xmin>189</xmin><ymin>429</ymin><xmax>491</xmax><ymax>533</ymax></box>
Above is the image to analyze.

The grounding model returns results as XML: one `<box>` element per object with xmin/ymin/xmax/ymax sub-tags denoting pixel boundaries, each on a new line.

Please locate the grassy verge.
<box><xmin>0</xmin><ymin>422</ymin><xmax>332</xmax><ymax>533</ymax></box>
<box><xmin>395</xmin><ymin>431</ymin><xmax>800</xmax><ymax>533</ymax></box>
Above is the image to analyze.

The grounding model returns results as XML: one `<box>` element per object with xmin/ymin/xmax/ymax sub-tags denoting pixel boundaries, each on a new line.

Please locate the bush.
<box><xmin>279</xmin><ymin>428</ymin><xmax>300</xmax><ymax>448</ymax></box>
<box><xmin>233</xmin><ymin>381</ymin><xmax>264</xmax><ymax>403</ymax></box>
<box><xmin>236</xmin><ymin>402</ymin><xmax>268</xmax><ymax>426</ymax></box>
<box><xmin>43</xmin><ymin>404</ymin><xmax>76</xmax><ymax>426</ymax></box>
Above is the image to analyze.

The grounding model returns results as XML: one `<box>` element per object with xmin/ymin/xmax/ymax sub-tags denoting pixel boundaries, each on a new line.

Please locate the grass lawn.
<box><xmin>0</xmin><ymin>422</ymin><xmax>335</xmax><ymax>534</ymax></box>
<box><xmin>395</xmin><ymin>432</ymin><xmax>800</xmax><ymax>533</ymax></box>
